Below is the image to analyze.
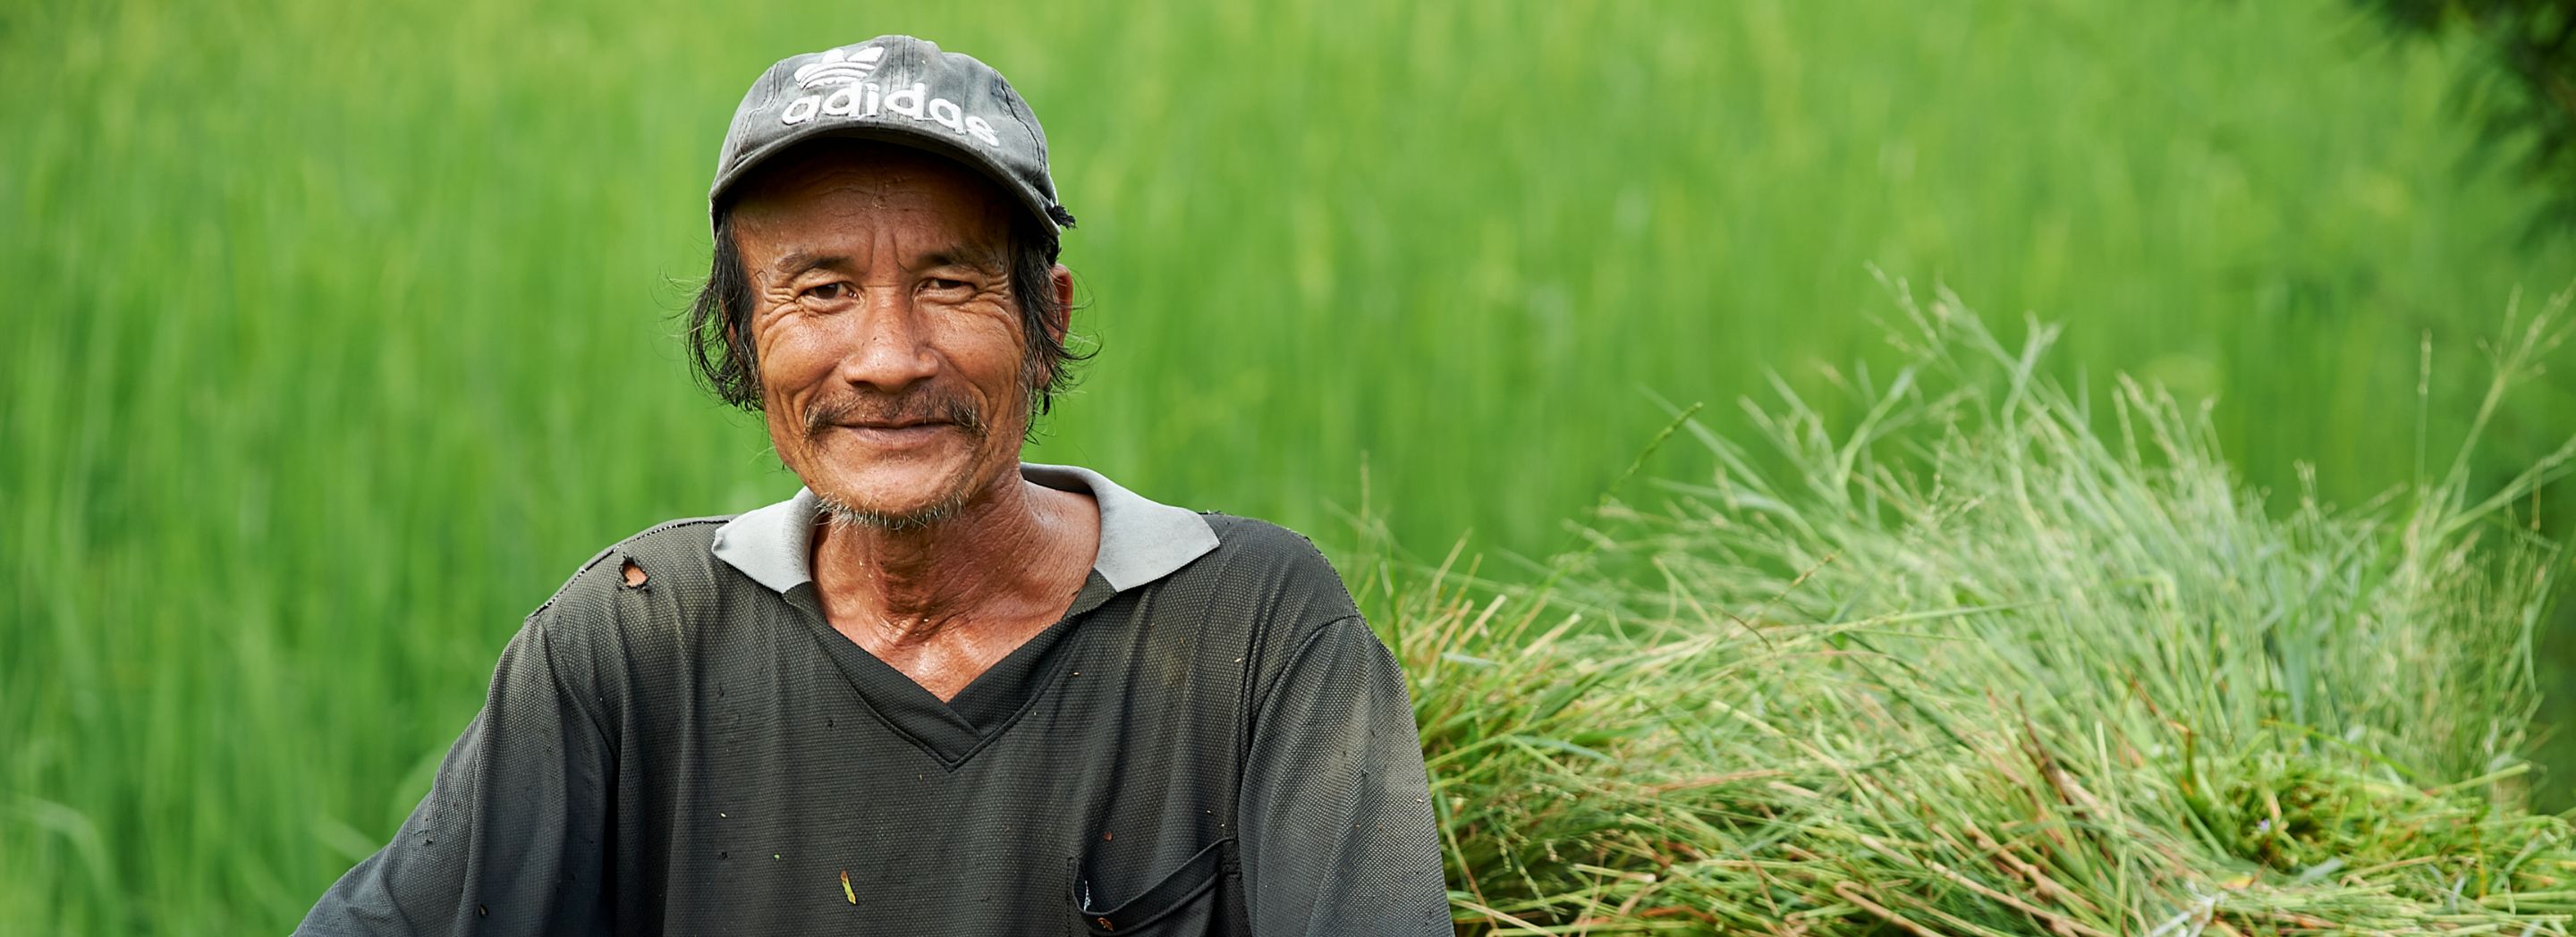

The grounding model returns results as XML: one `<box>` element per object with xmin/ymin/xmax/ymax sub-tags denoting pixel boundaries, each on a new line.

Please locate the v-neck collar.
<box><xmin>781</xmin><ymin>572</ymin><xmax>1122</xmax><ymax>767</ymax></box>
<box><xmin>706</xmin><ymin>463</ymin><xmax>1219</xmax><ymax>767</ymax></box>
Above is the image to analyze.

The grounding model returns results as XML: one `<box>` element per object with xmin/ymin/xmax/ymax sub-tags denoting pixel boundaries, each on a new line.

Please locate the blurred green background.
<box><xmin>4</xmin><ymin>0</ymin><xmax>2572</xmax><ymax>932</ymax></box>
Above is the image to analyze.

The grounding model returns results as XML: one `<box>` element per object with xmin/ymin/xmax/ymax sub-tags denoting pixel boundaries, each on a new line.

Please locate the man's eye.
<box><xmin>924</xmin><ymin>278</ymin><xmax>970</xmax><ymax>293</ymax></box>
<box><xmin>802</xmin><ymin>283</ymin><xmax>852</xmax><ymax>302</ymax></box>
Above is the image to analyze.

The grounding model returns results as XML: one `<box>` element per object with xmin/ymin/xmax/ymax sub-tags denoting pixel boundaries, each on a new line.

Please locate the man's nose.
<box><xmin>837</xmin><ymin>288</ymin><xmax>940</xmax><ymax>390</ymax></box>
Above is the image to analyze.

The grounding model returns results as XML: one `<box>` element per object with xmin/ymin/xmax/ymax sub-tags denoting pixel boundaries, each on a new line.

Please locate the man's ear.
<box><xmin>1045</xmin><ymin>264</ymin><xmax>1074</xmax><ymax>341</ymax></box>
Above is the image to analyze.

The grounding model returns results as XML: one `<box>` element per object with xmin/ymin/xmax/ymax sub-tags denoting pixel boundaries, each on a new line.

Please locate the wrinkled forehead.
<box><xmin>726</xmin><ymin>140</ymin><xmax>1016</xmax><ymax>251</ymax></box>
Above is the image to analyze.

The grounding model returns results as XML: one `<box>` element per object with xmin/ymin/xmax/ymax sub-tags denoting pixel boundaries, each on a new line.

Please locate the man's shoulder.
<box><xmin>528</xmin><ymin>512</ymin><xmax>741</xmax><ymax>623</ymax></box>
<box><xmin>610</xmin><ymin>512</ymin><xmax>741</xmax><ymax>578</ymax></box>
<box><xmin>492</xmin><ymin>512</ymin><xmax>747</xmax><ymax>705</ymax></box>
<box><xmin>1183</xmin><ymin>513</ymin><xmax>1408</xmax><ymax>720</ymax></box>
<box><xmin>1179</xmin><ymin>511</ymin><xmax>1366</xmax><ymax>654</ymax></box>
<box><xmin>1198</xmin><ymin>511</ymin><xmax>1318</xmax><ymax>552</ymax></box>
<box><xmin>1193</xmin><ymin>513</ymin><xmax>1353</xmax><ymax>598</ymax></box>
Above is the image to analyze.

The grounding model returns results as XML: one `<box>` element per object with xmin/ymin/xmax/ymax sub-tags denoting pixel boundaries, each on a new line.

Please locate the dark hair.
<box><xmin>684</xmin><ymin>199</ymin><xmax>1088</xmax><ymax>435</ymax></box>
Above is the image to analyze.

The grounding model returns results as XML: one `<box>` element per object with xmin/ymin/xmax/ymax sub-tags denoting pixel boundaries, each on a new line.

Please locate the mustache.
<box><xmin>803</xmin><ymin>388</ymin><xmax>990</xmax><ymax>441</ymax></box>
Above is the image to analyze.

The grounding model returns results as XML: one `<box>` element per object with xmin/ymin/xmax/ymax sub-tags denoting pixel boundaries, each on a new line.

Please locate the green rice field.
<box><xmin>4</xmin><ymin>0</ymin><xmax>2572</xmax><ymax>932</ymax></box>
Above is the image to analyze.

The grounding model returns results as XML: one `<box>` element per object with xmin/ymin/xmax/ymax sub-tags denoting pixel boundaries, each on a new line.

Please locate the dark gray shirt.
<box><xmin>297</xmin><ymin>464</ymin><xmax>1449</xmax><ymax>936</ymax></box>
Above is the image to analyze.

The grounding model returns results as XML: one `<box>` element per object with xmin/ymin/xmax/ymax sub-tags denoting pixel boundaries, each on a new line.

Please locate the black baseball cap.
<box><xmin>709</xmin><ymin>35</ymin><xmax>1074</xmax><ymax>233</ymax></box>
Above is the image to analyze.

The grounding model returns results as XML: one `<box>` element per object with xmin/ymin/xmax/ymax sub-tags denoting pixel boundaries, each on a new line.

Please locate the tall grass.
<box><xmin>6</xmin><ymin>0</ymin><xmax>2576</xmax><ymax>933</ymax></box>
<box><xmin>1373</xmin><ymin>289</ymin><xmax>2573</xmax><ymax>933</ymax></box>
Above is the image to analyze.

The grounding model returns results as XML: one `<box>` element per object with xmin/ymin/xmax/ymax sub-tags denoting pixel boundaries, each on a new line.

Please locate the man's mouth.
<box><xmin>803</xmin><ymin>391</ymin><xmax>991</xmax><ymax>444</ymax></box>
<box><xmin>833</xmin><ymin>420</ymin><xmax>956</xmax><ymax>443</ymax></box>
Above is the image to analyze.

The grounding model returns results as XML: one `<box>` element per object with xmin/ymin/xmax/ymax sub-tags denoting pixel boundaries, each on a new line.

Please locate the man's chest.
<box><xmin>601</xmin><ymin>598</ymin><xmax>1255</xmax><ymax>933</ymax></box>
<box><xmin>826</xmin><ymin>612</ymin><xmax>1063</xmax><ymax>703</ymax></box>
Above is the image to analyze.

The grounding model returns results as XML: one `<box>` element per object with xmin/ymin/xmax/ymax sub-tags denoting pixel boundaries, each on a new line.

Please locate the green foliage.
<box><xmin>2355</xmin><ymin>0</ymin><xmax>2576</xmax><ymax>231</ymax></box>
<box><xmin>1368</xmin><ymin>291</ymin><xmax>2574</xmax><ymax>933</ymax></box>
<box><xmin>4</xmin><ymin>0</ymin><xmax>2573</xmax><ymax>933</ymax></box>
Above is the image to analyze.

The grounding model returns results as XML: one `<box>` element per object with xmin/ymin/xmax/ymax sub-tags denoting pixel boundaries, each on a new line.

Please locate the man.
<box><xmin>297</xmin><ymin>35</ymin><xmax>1449</xmax><ymax>935</ymax></box>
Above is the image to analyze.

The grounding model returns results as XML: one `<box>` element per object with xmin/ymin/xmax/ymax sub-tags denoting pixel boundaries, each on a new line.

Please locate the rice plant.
<box><xmin>1368</xmin><ymin>285</ymin><xmax>2576</xmax><ymax>934</ymax></box>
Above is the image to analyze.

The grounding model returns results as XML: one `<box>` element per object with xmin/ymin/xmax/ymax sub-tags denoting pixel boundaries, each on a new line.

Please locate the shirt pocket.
<box><xmin>1076</xmin><ymin>837</ymin><xmax>1241</xmax><ymax>935</ymax></box>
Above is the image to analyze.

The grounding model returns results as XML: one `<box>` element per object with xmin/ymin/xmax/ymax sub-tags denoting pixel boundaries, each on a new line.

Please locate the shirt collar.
<box><xmin>708</xmin><ymin>461</ymin><xmax>1220</xmax><ymax>595</ymax></box>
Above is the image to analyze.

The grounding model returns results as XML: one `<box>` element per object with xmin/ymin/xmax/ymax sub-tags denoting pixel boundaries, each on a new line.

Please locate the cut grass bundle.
<box><xmin>1368</xmin><ymin>285</ymin><xmax>2576</xmax><ymax>934</ymax></box>
<box><xmin>10</xmin><ymin>0</ymin><xmax>2576</xmax><ymax>929</ymax></box>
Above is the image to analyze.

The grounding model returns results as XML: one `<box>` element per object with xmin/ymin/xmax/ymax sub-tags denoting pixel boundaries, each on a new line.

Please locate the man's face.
<box><xmin>730</xmin><ymin>145</ymin><xmax>1038</xmax><ymax>528</ymax></box>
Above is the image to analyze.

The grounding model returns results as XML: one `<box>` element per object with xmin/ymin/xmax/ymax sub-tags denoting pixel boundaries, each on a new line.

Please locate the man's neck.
<box><xmin>807</xmin><ymin>469</ymin><xmax>1101</xmax><ymax>649</ymax></box>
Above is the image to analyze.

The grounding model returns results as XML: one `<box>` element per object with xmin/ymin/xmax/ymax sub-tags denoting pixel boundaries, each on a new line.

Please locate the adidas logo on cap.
<box><xmin>775</xmin><ymin>43</ymin><xmax>1003</xmax><ymax>149</ymax></box>
<box><xmin>792</xmin><ymin>46</ymin><xmax>884</xmax><ymax>89</ymax></box>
